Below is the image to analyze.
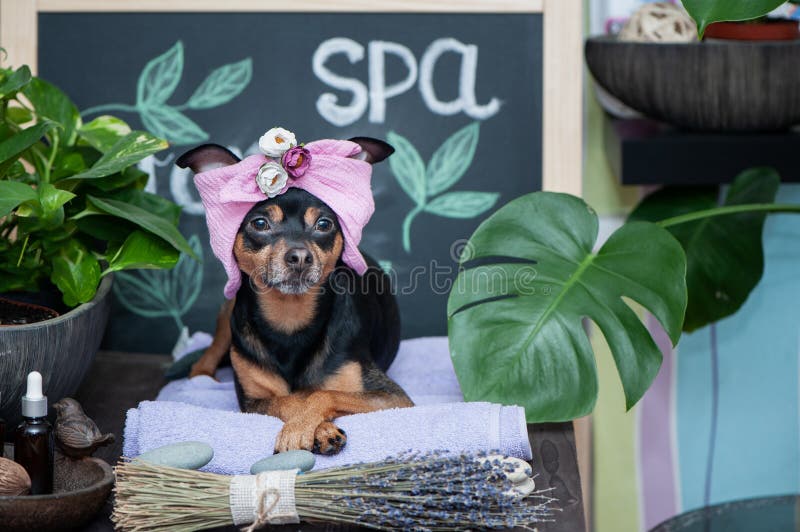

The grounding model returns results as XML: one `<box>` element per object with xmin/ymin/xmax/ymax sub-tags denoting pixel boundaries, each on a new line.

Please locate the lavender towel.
<box><xmin>124</xmin><ymin>400</ymin><xmax>530</xmax><ymax>474</ymax></box>
<box><xmin>124</xmin><ymin>337</ymin><xmax>532</xmax><ymax>472</ymax></box>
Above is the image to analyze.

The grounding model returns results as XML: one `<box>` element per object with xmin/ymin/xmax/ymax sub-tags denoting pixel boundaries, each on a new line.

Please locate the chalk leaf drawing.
<box><xmin>81</xmin><ymin>41</ymin><xmax>252</xmax><ymax>146</ymax></box>
<box><xmin>112</xmin><ymin>234</ymin><xmax>204</xmax><ymax>332</ymax></box>
<box><xmin>387</xmin><ymin>122</ymin><xmax>499</xmax><ymax>253</ymax></box>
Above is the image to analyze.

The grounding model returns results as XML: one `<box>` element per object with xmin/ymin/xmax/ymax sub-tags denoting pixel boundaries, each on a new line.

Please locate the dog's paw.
<box><xmin>189</xmin><ymin>361</ymin><xmax>218</xmax><ymax>380</ymax></box>
<box><xmin>274</xmin><ymin>420</ymin><xmax>316</xmax><ymax>453</ymax></box>
<box><xmin>312</xmin><ymin>421</ymin><xmax>346</xmax><ymax>455</ymax></box>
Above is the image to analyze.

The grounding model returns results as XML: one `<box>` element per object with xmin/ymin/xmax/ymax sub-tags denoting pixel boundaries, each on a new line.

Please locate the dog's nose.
<box><xmin>285</xmin><ymin>247</ymin><xmax>313</xmax><ymax>269</ymax></box>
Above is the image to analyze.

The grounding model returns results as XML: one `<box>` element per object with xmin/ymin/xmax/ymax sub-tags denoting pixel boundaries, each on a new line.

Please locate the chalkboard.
<box><xmin>35</xmin><ymin>12</ymin><xmax>544</xmax><ymax>353</ymax></box>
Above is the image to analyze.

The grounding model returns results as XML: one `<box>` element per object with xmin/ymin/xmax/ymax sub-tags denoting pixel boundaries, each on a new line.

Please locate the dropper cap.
<box><xmin>21</xmin><ymin>371</ymin><xmax>47</xmax><ymax>418</ymax></box>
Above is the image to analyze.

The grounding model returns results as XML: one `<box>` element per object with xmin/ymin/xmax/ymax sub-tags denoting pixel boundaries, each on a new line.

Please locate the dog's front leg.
<box><xmin>231</xmin><ymin>348</ymin><xmax>331</xmax><ymax>452</ymax></box>
<box><xmin>190</xmin><ymin>299</ymin><xmax>234</xmax><ymax>378</ymax></box>
<box><xmin>280</xmin><ymin>390</ymin><xmax>412</xmax><ymax>455</ymax></box>
<box><xmin>244</xmin><ymin>393</ymin><xmax>344</xmax><ymax>454</ymax></box>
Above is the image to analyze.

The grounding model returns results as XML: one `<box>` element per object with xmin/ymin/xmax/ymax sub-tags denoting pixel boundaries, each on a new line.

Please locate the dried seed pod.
<box><xmin>0</xmin><ymin>457</ymin><xmax>32</xmax><ymax>495</ymax></box>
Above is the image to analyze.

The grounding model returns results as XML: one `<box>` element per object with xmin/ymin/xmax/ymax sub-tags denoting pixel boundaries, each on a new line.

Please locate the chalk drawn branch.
<box><xmin>81</xmin><ymin>41</ymin><xmax>252</xmax><ymax>146</ymax></box>
<box><xmin>388</xmin><ymin>122</ymin><xmax>499</xmax><ymax>253</ymax></box>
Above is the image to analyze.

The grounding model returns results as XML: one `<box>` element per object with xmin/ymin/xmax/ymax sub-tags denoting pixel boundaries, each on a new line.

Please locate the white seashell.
<box><xmin>508</xmin><ymin>477</ymin><xmax>536</xmax><ymax>498</ymax></box>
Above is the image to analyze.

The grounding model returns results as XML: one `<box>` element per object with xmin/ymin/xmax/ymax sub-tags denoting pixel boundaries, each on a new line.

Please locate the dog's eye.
<box><xmin>315</xmin><ymin>217</ymin><xmax>333</xmax><ymax>232</ymax></box>
<box><xmin>250</xmin><ymin>218</ymin><xmax>269</xmax><ymax>231</ymax></box>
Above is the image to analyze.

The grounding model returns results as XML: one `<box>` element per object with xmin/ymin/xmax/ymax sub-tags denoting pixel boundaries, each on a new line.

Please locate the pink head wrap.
<box><xmin>194</xmin><ymin>139</ymin><xmax>374</xmax><ymax>299</ymax></box>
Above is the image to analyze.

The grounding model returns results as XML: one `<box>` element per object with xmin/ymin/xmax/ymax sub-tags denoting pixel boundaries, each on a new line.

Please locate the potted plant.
<box><xmin>585</xmin><ymin>0</ymin><xmax>800</xmax><ymax>131</ymax></box>
<box><xmin>688</xmin><ymin>0</ymin><xmax>800</xmax><ymax>40</ymax></box>
<box><xmin>0</xmin><ymin>64</ymin><xmax>195</xmax><ymax>428</ymax></box>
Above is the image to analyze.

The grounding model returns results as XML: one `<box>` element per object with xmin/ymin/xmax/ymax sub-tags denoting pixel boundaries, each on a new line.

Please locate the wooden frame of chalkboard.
<box><xmin>0</xmin><ymin>0</ymin><xmax>583</xmax><ymax>195</ymax></box>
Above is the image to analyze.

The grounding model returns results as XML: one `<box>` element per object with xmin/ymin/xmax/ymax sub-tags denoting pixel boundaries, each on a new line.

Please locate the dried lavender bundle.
<box><xmin>113</xmin><ymin>451</ymin><xmax>556</xmax><ymax>532</ymax></box>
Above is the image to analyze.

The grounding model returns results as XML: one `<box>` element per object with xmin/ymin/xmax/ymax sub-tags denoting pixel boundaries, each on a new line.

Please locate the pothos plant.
<box><xmin>448</xmin><ymin>168</ymin><xmax>800</xmax><ymax>422</ymax></box>
<box><xmin>0</xmin><ymin>64</ymin><xmax>195</xmax><ymax>308</ymax></box>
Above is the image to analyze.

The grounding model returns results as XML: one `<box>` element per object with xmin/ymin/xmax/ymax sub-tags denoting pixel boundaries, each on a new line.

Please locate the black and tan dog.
<box><xmin>177</xmin><ymin>139</ymin><xmax>413</xmax><ymax>455</ymax></box>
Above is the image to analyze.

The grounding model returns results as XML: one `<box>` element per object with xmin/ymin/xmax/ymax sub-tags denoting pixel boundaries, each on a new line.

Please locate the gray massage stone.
<box><xmin>250</xmin><ymin>450</ymin><xmax>315</xmax><ymax>474</ymax></box>
<box><xmin>137</xmin><ymin>441</ymin><xmax>214</xmax><ymax>470</ymax></box>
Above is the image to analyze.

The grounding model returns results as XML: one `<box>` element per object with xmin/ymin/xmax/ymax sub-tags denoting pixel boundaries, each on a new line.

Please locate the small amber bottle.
<box><xmin>14</xmin><ymin>371</ymin><xmax>54</xmax><ymax>494</ymax></box>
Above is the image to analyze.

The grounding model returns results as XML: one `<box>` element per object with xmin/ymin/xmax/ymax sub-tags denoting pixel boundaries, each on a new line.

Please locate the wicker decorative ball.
<box><xmin>619</xmin><ymin>2</ymin><xmax>697</xmax><ymax>43</ymax></box>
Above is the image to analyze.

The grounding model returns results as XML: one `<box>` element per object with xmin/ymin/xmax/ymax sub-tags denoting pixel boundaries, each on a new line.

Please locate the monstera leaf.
<box><xmin>447</xmin><ymin>192</ymin><xmax>687</xmax><ymax>422</ymax></box>
<box><xmin>629</xmin><ymin>168</ymin><xmax>779</xmax><ymax>332</ymax></box>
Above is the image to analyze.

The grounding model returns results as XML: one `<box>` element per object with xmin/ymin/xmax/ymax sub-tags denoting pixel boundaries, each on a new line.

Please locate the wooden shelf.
<box><xmin>604</xmin><ymin>117</ymin><xmax>800</xmax><ymax>186</ymax></box>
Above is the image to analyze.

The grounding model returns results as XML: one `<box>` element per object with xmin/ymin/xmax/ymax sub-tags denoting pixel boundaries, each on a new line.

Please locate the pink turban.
<box><xmin>194</xmin><ymin>139</ymin><xmax>374</xmax><ymax>299</ymax></box>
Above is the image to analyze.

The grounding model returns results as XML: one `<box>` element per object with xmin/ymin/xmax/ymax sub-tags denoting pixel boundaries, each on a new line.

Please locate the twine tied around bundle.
<box><xmin>229</xmin><ymin>469</ymin><xmax>300</xmax><ymax>530</ymax></box>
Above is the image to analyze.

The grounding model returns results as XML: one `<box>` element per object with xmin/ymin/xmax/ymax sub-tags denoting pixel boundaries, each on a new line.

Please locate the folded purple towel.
<box><xmin>123</xmin><ymin>400</ymin><xmax>531</xmax><ymax>474</ymax></box>
<box><xmin>124</xmin><ymin>336</ymin><xmax>531</xmax><ymax>472</ymax></box>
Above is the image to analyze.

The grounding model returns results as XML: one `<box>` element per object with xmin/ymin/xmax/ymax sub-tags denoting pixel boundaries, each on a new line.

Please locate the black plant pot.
<box><xmin>585</xmin><ymin>36</ymin><xmax>800</xmax><ymax>131</ymax></box>
<box><xmin>0</xmin><ymin>276</ymin><xmax>112</xmax><ymax>431</ymax></box>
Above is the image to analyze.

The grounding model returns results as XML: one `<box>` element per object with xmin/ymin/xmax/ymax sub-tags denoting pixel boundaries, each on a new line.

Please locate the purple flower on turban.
<box><xmin>282</xmin><ymin>146</ymin><xmax>312</xmax><ymax>178</ymax></box>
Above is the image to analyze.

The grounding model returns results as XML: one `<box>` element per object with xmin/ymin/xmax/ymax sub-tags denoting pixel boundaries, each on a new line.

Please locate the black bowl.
<box><xmin>0</xmin><ymin>445</ymin><xmax>114</xmax><ymax>532</ymax></box>
<box><xmin>585</xmin><ymin>36</ymin><xmax>800</xmax><ymax>131</ymax></box>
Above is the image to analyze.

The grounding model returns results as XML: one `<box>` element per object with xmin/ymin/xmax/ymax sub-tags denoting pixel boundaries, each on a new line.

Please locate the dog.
<box><xmin>177</xmin><ymin>137</ymin><xmax>413</xmax><ymax>455</ymax></box>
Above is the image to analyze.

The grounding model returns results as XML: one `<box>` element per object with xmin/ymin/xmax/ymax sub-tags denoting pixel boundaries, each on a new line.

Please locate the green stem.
<box><xmin>657</xmin><ymin>203</ymin><xmax>800</xmax><ymax>228</ymax></box>
<box><xmin>402</xmin><ymin>204</ymin><xmax>424</xmax><ymax>253</ymax></box>
<box><xmin>80</xmin><ymin>103</ymin><xmax>137</xmax><ymax>117</ymax></box>
<box><xmin>16</xmin><ymin>234</ymin><xmax>29</xmax><ymax>267</ymax></box>
<box><xmin>43</xmin><ymin>129</ymin><xmax>59</xmax><ymax>183</ymax></box>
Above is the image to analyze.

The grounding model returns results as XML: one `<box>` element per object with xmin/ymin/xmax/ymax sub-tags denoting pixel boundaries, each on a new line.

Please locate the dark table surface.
<box><xmin>76</xmin><ymin>351</ymin><xmax>586</xmax><ymax>532</ymax></box>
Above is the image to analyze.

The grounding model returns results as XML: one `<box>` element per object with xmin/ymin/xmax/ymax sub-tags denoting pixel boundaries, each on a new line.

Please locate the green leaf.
<box><xmin>86</xmin><ymin>195</ymin><xmax>195</xmax><ymax>258</ymax></box>
<box><xmin>38</xmin><ymin>183</ymin><xmax>75</xmax><ymax>212</ymax></box>
<box><xmin>51</xmin><ymin>148</ymin><xmax>93</xmax><ymax>181</ymax></box>
<box><xmin>50</xmin><ymin>239</ymin><xmax>102</xmax><ymax>307</ymax></box>
<box><xmin>426</xmin><ymin>122</ymin><xmax>480</xmax><ymax>196</ymax></box>
<box><xmin>7</xmin><ymin>106</ymin><xmax>33</xmax><ymax>124</ymax></box>
<box><xmin>105</xmin><ymin>188</ymin><xmax>181</xmax><ymax>225</ymax></box>
<box><xmin>186</xmin><ymin>58</ymin><xmax>252</xmax><ymax>109</ymax></box>
<box><xmin>137</xmin><ymin>41</ymin><xmax>184</xmax><ymax>106</ymax></box>
<box><xmin>140</xmin><ymin>105</ymin><xmax>207</xmax><ymax>146</ymax></box>
<box><xmin>387</xmin><ymin>131</ymin><xmax>426</xmax><ymax>205</ymax></box>
<box><xmin>78</xmin><ymin>115</ymin><xmax>132</xmax><ymax>152</ymax></box>
<box><xmin>89</xmin><ymin>166</ymin><xmax>149</xmax><ymax>192</ymax></box>
<box><xmin>105</xmin><ymin>230</ymin><xmax>179</xmax><ymax>274</ymax></box>
<box><xmin>0</xmin><ymin>120</ymin><xmax>56</xmax><ymax>174</ymax></box>
<box><xmin>0</xmin><ymin>65</ymin><xmax>31</xmax><ymax>99</ymax></box>
<box><xmin>62</xmin><ymin>131</ymin><xmax>167</xmax><ymax>181</ymax></box>
<box><xmin>629</xmin><ymin>167</ymin><xmax>779</xmax><ymax>332</ymax></box>
<box><xmin>447</xmin><ymin>192</ymin><xmax>687</xmax><ymax>422</ymax></box>
<box><xmin>424</xmin><ymin>191</ymin><xmax>499</xmax><ymax>219</ymax></box>
<box><xmin>682</xmin><ymin>0</ymin><xmax>787</xmax><ymax>37</ymax></box>
<box><xmin>75</xmin><ymin>215</ymin><xmax>136</xmax><ymax>241</ymax></box>
<box><xmin>22</xmin><ymin>77</ymin><xmax>81</xmax><ymax>144</ymax></box>
<box><xmin>29</xmin><ymin>183</ymin><xmax>75</xmax><ymax>228</ymax></box>
<box><xmin>0</xmin><ymin>180</ymin><xmax>37</xmax><ymax>217</ymax></box>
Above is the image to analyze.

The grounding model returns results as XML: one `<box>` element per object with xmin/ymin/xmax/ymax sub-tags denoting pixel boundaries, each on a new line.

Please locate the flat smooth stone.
<box><xmin>250</xmin><ymin>450</ymin><xmax>315</xmax><ymax>474</ymax></box>
<box><xmin>137</xmin><ymin>441</ymin><xmax>214</xmax><ymax>470</ymax></box>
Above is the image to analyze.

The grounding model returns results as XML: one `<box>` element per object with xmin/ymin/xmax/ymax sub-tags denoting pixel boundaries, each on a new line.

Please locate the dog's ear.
<box><xmin>176</xmin><ymin>144</ymin><xmax>240</xmax><ymax>173</ymax></box>
<box><xmin>348</xmin><ymin>137</ymin><xmax>395</xmax><ymax>165</ymax></box>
